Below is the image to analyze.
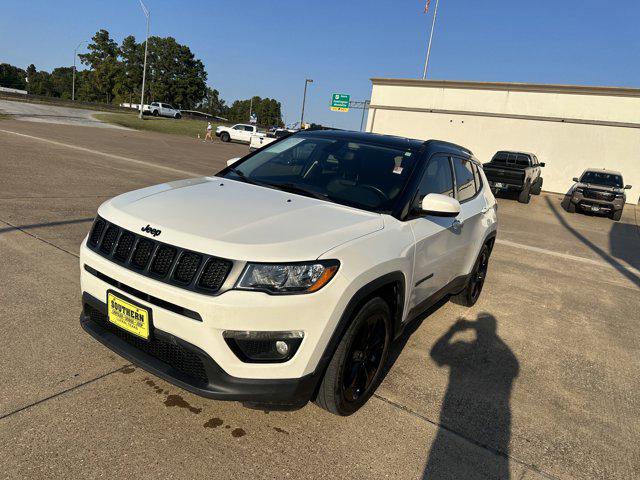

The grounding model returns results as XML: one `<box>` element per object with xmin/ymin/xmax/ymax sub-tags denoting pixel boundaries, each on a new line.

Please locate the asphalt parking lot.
<box><xmin>1</xmin><ymin>114</ymin><xmax>639</xmax><ymax>479</ymax></box>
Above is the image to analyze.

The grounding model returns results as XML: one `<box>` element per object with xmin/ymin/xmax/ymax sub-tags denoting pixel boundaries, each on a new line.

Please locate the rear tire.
<box><xmin>220</xmin><ymin>132</ymin><xmax>230</xmax><ymax>142</ymax></box>
<box><xmin>611</xmin><ymin>209</ymin><xmax>622</xmax><ymax>221</ymax></box>
<box><xmin>451</xmin><ymin>244</ymin><xmax>490</xmax><ymax>307</ymax></box>
<box><xmin>152</xmin><ymin>110</ymin><xmax>159</xmax><ymax>116</ymax></box>
<box><xmin>314</xmin><ymin>297</ymin><xmax>391</xmax><ymax>416</ymax></box>
<box><xmin>518</xmin><ymin>184</ymin><xmax>531</xmax><ymax>204</ymax></box>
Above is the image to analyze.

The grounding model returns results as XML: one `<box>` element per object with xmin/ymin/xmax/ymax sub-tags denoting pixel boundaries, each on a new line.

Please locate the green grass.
<box><xmin>94</xmin><ymin>112</ymin><xmax>234</xmax><ymax>138</ymax></box>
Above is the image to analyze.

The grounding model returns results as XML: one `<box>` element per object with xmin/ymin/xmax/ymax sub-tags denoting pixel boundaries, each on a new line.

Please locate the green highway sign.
<box><xmin>330</xmin><ymin>93</ymin><xmax>350</xmax><ymax>112</ymax></box>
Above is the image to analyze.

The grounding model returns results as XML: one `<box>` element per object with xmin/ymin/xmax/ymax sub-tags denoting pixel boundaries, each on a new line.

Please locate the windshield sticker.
<box><xmin>393</xmin><ymin>166</ymin><xmax>403</xmax><ymax>175</ymax></box>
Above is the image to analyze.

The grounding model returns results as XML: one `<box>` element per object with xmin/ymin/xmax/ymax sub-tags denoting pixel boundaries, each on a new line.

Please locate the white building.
<box><xmin>367</xmin><ymin>79</ymin><xmax>640</xmax><ymax>203</ymax></box>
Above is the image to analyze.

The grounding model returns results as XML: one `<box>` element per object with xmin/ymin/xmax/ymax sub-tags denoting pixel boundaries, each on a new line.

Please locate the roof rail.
<box><xmin>424</xmin><ymin>139</ymin><xmax>473</xmax><ymax>155</ymax></box>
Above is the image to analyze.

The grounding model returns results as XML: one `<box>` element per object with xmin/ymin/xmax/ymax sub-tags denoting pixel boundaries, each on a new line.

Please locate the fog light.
<box><xmin>223</xmin><ymin>330</ymin><xmax>303</xmax><ymax>363</ymax></box>
<box><xmin>275</xmin><ymin>340</ymin><xmax>289</xmax><ymax>356</ymax></box>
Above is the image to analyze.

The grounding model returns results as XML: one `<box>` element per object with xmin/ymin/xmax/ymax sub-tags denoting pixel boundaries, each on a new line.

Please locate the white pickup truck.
<box><xmin>147</xmin><ymin>102</ymin><xmax>181</xmax><ymax>119</ymax></box>
<box><xmin>249</xmin><ymin>128</ymin><xmax>297</xmax><ymax>151</ymax></box>
<box><xmin>216</xmin><ymin>124</ymin><xmax>258</xmax><ymax>143</ymax></box>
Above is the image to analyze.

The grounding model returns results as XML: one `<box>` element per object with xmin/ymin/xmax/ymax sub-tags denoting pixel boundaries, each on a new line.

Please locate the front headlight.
<box><xmin>236</xmin><ymin>260</ymin><xmax>339</xmax><ymax>294</ymax></box>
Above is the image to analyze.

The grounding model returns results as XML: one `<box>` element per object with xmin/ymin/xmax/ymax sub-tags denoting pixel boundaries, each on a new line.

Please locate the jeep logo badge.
<box><xmin>141</xmin><ymin>224</ymin><xmax>161</xmax><ymax>237</ymax></box>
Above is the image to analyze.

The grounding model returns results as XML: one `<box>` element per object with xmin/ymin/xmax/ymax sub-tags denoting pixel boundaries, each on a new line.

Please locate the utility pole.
<box><xmin>300</xmin><ymin>78</ymin><xmax>313</xmax><ymax>128</ymax></box>
<box><xmin>249</xmin><ymin>97</ymin><xmax>253</xmax><ymax>122</ymax></box>
<box><xmin>138</xmin><ymin>0</ymin><xmax>150</xmax><ymax>119</ymax></box>
<box><xmin>422</xmin><ymin>0</ymin><xmax>440</xmax><ymax>79</ymax></box>
<box><xmin>72</xmin><ymin>40</ymin><xmax>88</xmax><ymax>101</ymax></box>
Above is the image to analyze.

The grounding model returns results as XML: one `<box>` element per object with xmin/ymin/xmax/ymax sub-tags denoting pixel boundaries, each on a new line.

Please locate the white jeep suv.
<box><xmin>80</xmin><ymin>130</ymin><xmax>497</xmax><ymax>415</ymax></box>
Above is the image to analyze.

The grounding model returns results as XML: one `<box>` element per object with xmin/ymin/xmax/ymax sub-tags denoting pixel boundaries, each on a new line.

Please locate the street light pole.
<box><xmin>300</xmin><ymin>78</ymin><xmax>313</xmax><ymax>128</ymax></box>
<box><xmin>138</xmin><ymin>0</ymin><xmax>150</xmax><ymax>119</ymax></box>
<box><xmin>72</xmin><ymin>40</ymin><xmax>88</xmax><ymax>101</ymax></box>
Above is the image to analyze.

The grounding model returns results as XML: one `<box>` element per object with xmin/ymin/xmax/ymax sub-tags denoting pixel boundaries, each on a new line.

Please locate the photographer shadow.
<box><xmin>423</xmin><ymin>313</ymin><xmax>519</xmax><ymax>479</ymax></box>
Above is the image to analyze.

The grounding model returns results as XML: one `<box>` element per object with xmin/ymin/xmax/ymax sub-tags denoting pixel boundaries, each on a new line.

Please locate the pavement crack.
<box><xmin>372</xmin><ymin>393</ymin><xmax>561</xmax><ymax>480</ymax></box>
<box><xmin>0</xmin><ymin>217</ymin><xmax>80</xmax><ymax>258</ymax></box>
<box><xmin>0</xmin><ymin>365</ymin><xmax>131</xmax><ymax>421</ymax></box>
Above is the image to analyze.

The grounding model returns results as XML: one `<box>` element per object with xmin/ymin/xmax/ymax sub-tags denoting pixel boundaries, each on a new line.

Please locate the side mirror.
<box><xmin>420</xmin><ymin>193</ymin><xmax>461</xmax><ymax>217</ymax></box>
<box><xmin>572</xmin><ymin>177</ymin><xmax>580</xmax><ymax>182</ymax></box>
<box><xmin>624</xmin><ymin>185</ymin><xmax>632</xmax><ymax>190</ymax></box>
<box><xmin>226</xmin><ymin>157</ymin><xmax>241</xmax><ymax>167</ymax></box>
<box><xmin>539</xmin><ymin>162</ymin><xmax>545</xmax><ymax>167</ymax></box>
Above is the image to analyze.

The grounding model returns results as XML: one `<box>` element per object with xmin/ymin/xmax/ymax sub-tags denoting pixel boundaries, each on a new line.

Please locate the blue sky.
<box><xmin>1</xmin><ymin>0</ymin><xmax>639</xmax><ymax>129</ymax></box>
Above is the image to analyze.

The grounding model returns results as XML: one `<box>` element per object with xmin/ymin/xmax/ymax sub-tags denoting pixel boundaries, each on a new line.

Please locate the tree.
<box><xmin>49</xmin><ymin>67</ymin><xmax>74</xmax><ymax>99</ymax></box>
<box><xmin>0</xmin><ymin>63</ymin><xmax>27</xmax><ymax>90</ymax></box>
<box><xmin>197</xmin><ymin>87</ymin><xmax>228</xmax><ymax>117</ymax></box>
<box><xmin>227</xmin><ymin>96</ymin><xmax>283</xmax><ymax>126</ymax></box>
<box><xmin>79</xmin><ymin>29</ymin><xmax>121</xmax><ymax>103</ymax></box>
<box><xmin>118</xmin><ymin>35</ymin><xmax>143</xmax><ymax>103</ymax></box>
<box><xmin>146</xmin><ymin>36</ymin><xmax>207</xmax><ymax>109</ymax></box>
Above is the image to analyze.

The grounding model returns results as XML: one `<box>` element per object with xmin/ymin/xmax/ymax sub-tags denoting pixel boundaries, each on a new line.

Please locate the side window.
<box><xmin>244</xmin><ymin>126</ymin><xmax>254</xmax><ymax>132</ymax></box>
<box><xmin>233</xmin><ymin>125</ymin><xmax>243</xmax><ymax>130</ymax></box>
<box><xmin>472</xmin><ymin>163</ymin><xmax>482</xmax><ymax>192</ymax></box>
<box><xmin>415</xmin><ymin>156</ymin><xmax>455</xmax><ymax>207</ymax></box>
<box><xmin>453</xmin><ymin>157</ymin><xmax>477</xmax><ymax>202</ymax></box>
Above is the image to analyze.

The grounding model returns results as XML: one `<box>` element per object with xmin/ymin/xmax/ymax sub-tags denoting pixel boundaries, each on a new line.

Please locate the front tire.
<box><xmin>174</xmin><ymin>113</ymin><xmax>181</xmax><ymax>119</ymax></box>
<box><xmin>315</xmin><ymin>297</ymin><xmax>391</xmax><ymax>416</ymax></box>
<box><xmin>220</xmin><ymin>132</ymin><xmax>230</xmax><ymax>142</ymax></box>
<box><xmin>451</xmin><ymin>244</ymin><xmax>490</xmax><ymax>307</ymax></box>
<box><xmin>152</xmin><ymin>110</ymin><xmax>159</xmax><ymax>117</ymax></box>
<box><xmin>567</xmin><ymin>200</ymin><xmax>576</xmax><ymax>213</ymax></box>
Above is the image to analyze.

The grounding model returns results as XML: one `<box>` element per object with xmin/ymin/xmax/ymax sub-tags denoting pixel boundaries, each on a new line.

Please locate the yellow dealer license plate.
<box><xmin>107</xmin><ymin>291</ymin><xmax>151</xmax><ymax>340</ymax></box>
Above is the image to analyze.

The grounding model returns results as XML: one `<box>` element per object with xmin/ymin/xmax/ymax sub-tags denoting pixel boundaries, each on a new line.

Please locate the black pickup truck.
<box><xmin>483</xmin><ymin>151</ymin><xmax>545</xmax><ymax>204</ymax></box>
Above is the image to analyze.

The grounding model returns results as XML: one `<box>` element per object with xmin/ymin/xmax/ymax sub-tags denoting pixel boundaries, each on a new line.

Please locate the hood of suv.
<box><xmin>98</xmin><ymin>177</ymin><xmax>384</xmax><ymax>262</ymax></box>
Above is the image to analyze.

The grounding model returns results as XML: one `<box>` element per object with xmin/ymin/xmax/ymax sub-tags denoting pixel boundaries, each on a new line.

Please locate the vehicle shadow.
<box><xmin>422</xmin><ymin>313</ymin><xmax>519</xmax><ymax>479</ymax></box>
<box><xmin>0</xmin><ymin>217</ymin><xmax>93</xmax><ymax>235</ymax></box>
<box><xmin>545</xmin><ymin>196</ymin><xmax>640</xmax><ymax>287</ymax></box>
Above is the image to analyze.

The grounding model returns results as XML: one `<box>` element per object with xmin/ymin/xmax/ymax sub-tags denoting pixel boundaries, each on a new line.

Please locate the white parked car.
<box><xmin>148</xmin><ymin>102</ymin><xmax>181</xmax><ymax>119</ymax></box>
<box><xmin>216</xmin><ymin>123</ymin><xmax>258</xmax><ymax>143</ymax></box>
<box><xmin>79</xmin><ymin>130</ymin><xmax>497</xmax><ymax>415</ymax></box>
<box><xmin>249</xmin><ymin>128</ymin><xmax>296</xmax><ymax>151</ymax></box>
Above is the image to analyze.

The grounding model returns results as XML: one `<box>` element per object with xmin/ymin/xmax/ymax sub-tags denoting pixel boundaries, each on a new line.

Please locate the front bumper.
<box><xmin>571</xmin><ymin>194</ymin><xmax>624</xmax><ymax>213</ymax></box>
<box><xmin>80</xmin><ymin>293</ymin><xmax>318</xmax><ymax>408</ymax></box>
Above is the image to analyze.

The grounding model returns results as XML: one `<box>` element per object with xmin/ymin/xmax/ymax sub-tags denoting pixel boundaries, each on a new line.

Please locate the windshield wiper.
<box><xmin>227</xmin><ymin>167</ymin><xmax>263</xmax><ymax>186</ymax></box>
<box><xmin>263</xmin><ymin>182</ymin><xmax>330</xmax><ymax>201</ymax></box>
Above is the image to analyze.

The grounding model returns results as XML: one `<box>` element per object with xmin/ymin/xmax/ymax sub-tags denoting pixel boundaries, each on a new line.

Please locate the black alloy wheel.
<box><xmin>451</xmin><ymin>244</ymin><xmax>491</xmax><ymax>307</ymax></box>
<box><xmin>341</xmin><ymin>313</ymin><xmax>387</xmax><ymax>403</ymax></box>
<box><xmin>315</xmin><ymin>297</ymin><xmax>391</xmax><ymax>415</ymax></box>
<box><xmin>468</xmin><ymin>246</ymin><xmax>489</xmax><ymax>304</ymax></box>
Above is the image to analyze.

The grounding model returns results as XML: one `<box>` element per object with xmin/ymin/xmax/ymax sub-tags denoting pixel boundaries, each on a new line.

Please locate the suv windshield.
<box><xmin>221</xmin><ymin>135</ymin><xmax>418</xmax><ymax>213</ymax></box>
<box><xmin>581</xmin><ymin>171</ymin><xmax>623</xmax><ymax>188</ymax></box>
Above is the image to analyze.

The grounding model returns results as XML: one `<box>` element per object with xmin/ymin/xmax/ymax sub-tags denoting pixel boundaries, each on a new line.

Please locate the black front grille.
<box><xmin>583</xmin><ymin>189</ymin><xmax>615</xmax><ymax>201</ymax></box>
<box><xmin>131</xmin><ymin>238</ymin><xmax>154</xmax><ymax>269</ymax></box>
<box><xmin>85</xmin><ymin>304</ymin><xmax>208</xmax><ymax>385</ymax></box>
<box><xmin>151</xmin><ymin>245</ymin><xmax>177</xmax><ymax>276</ymax></box>
<box><xmin>114</xmin><ymin>231</ymin><xmax>135</xmax><ymax>261</ymax></box>
<box><xmin>173</xmin><ymin>252</ymin><xmax>202</xmax><ymax>284</ymax></box>
<box><xmin>199</xmin><ymin>259</ymin><xmax>233</xmax><ymax>291</ymax></box>
<box><xmin>100</xmin><ymin>225</ymin><xmax>120</xmax><ymax>254</ymax></box>
<box><xmin>89</xmin><ymin>218</ymin><xmax>106</xmax><ymax>246</ymax></box>
<box><xmin>86</xmin><ymin>217</ymin><xmax>232</xmax><ymax>295</ymax></box>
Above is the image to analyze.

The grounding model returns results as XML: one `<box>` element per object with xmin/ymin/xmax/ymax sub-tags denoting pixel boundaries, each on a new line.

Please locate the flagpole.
<box><xmin>422</xmin><ymin>0</ymin><xmax>440</xmax><ymax>79</ymax></box>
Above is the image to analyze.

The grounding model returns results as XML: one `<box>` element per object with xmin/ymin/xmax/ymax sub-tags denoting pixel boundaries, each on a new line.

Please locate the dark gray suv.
<box><xmin>566</xmin><ymin>169</ymin><xmax>632</xmax><ymax>221</ymax></box>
